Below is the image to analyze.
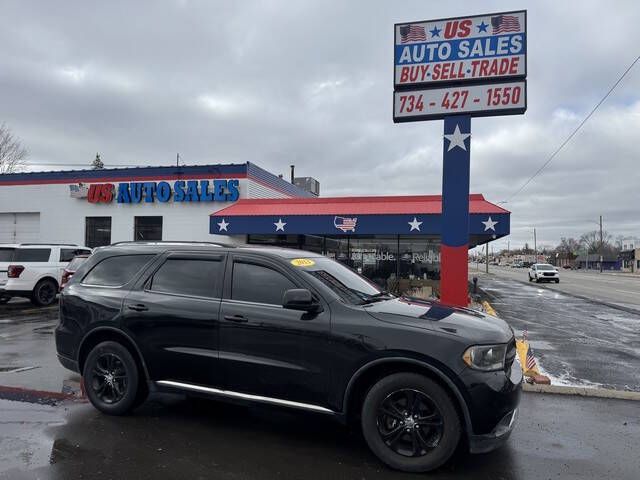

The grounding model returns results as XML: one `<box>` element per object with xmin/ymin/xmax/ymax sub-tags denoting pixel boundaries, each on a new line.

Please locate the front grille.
<box><xmin>543</xmin><ymin>272</ymin><xmax>555</xmax><ymax>276</ymax></box>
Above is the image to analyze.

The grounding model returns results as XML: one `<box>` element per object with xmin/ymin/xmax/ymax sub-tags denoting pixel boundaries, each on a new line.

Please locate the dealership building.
<box><xmin>0</xmin><ymin>161</ymin><xmax>509</xmax><ymax>294</ymax></box>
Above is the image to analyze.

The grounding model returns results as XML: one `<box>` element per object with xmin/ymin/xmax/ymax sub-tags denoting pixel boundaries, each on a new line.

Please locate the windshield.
<box><xmin>537</xmin><ymin>264</ymin><xmax>555</xmax><ymax>271</ymax></box>
<box><xmin>292</xmin><ymin>256</ymin><xmax>385</xmax><ymax>305</ymax></box>
<box><xmin>0</xmin><ymin>248</ymin><xmax>15</xmax><ymax>262</ymax></box>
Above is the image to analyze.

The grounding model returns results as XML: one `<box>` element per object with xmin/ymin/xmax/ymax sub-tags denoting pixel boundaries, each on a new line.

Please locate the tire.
<box><xmin>83</xmin><ymin>341</ymin><xmax>140</xmax><ymax>415</ymax></box>
<box><xmin>555</xmin><ymin>279</ymin><xmax>560</xmax><ymax>283</ymax></box>
<box><xmin>30</xmin><ymin>279</ymin><xmax>58</xmax><ymax>306</ymax></box>
<box><xmin>361</xmin><ymin>373</ymin><xmax>461</xmax><ymax>473</ymax></box>
<box><xmin>528</xmin><ymin>275</ymin><xmax>533</xmax><ymax>282</ymax></box>
<box><xmin>535</xmin><ymin>277</ymin><xmax>540</xmax><ymax>283</ymax></box>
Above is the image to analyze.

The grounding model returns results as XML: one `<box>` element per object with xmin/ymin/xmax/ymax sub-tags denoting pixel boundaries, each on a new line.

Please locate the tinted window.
<box><xmin>135</xmin><ymin>216</ymin><xmax>162</xmax><ymax>240</ymax></box>
<box><xmin>83</xmin><ymin>255</ymin><xmax>154</xmax><ymax>286</ymax></box>
<box><xmin>0</xmin><ymin>248</ymin><xmax>15</xmax><ymax>262</ymax></box>
<box><xmin>67</xmin><ymin>256</ymin><xmax>89</xmax><ymax>271</ymax></box>
<box><xmin>232</xmin><ymin>261</ymin><xmax>296</xmax><ymax>305</ymax></box>
<box><xmin>85</xmin><ymin>217</ymin><xmax>112</xmax><ymax>248</ymax></box>
<box><xmin>60</xmin><ymin>248</ymin><xmax>91</xmax><ymax>262</ymax></box>
<box><xmin>14</xmin><ymin>248</ymin><xmax>51</xmax><ymax>262</ymax></box>
<box><xmin>150</xmin><ymin>258</ymin><xmax>223</xmax><ymax>298</ymax></box>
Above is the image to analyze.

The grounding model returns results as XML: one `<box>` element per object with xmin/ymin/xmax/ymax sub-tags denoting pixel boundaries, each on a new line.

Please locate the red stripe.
<box><xmin>439</xmin><ymin>244</ymin><xmax>469</xmax><ymax>307</ymax></box>
<box><xmin>0</xmin><ymin>172</ymin><xmax>247</xmax><ymax>186</ymax></box>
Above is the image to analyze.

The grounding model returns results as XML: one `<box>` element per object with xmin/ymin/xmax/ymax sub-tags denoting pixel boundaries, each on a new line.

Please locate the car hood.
<box><xmin>364</xmin><ymin>297</ymin><xmax>513</xmax><ymax>344</ymax></box>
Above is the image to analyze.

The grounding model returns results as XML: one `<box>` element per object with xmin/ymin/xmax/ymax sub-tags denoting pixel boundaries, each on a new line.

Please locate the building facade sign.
<box><xmin>85</xmin><ymin>179</ymin><xmax>240</xmax><ymax>204</ymax></box>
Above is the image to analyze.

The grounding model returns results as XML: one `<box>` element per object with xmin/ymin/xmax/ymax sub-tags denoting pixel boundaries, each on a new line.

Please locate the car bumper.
<box><xmin>57</xmin><ymin>353</ymin><xmax>80</xmax><ymax>373</ymax></box>
<box><xmin>469</xmin><ymin>407</ymin><xmax>518</xmax><ymax>453</ymax></box>
<box><xmin>459</xmin><ymin>357</ymin><xmax>523</xmax><ymax>453</ymax></box>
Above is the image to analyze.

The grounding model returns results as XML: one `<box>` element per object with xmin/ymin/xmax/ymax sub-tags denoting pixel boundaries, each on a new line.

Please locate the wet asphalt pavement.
<box><xmin>1</xmin><ymin>391</ymin><xmax>639</xmax><ymax>480</ymax></box>
<box><xmin>476</xmin><ymin>272</ymin><xmax>640</xmax><ymax>391</ymax></box>
<box><xmin>1</xmin><ymin>292</ymin><xmax>639</xmax><ymax>478</ymax></box>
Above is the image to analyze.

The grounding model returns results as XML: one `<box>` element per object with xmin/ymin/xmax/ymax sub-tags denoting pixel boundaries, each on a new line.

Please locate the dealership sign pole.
<box><xmin>393</xmin><ymin>11</ymin><xmax>527</xmax><ymax>306</ymax></box>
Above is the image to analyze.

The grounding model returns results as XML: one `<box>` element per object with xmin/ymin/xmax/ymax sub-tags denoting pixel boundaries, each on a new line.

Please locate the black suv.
<box><xmin>55</xmin><ymin>242</ymin><xmax>521</xmax><ymax>472</ymax></box>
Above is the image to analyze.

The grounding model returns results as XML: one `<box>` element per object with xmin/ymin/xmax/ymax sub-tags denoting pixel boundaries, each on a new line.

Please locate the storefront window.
<box><xmin>348</xmin><ymin>236</ymin><xmax>398</xmax><ymax>291</ymax></box>
<box><xmin>398</xmin><ymin>236</ymin><xmax>440</xmax><ymax>296</ymax></box>
<box><xmin>324</xmin><ymin>237</ymin><xmax>349</xmax><ymax>264</ymax></box>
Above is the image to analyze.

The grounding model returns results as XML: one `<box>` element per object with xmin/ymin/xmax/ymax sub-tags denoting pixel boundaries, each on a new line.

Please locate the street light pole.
<box><xmin>599</xmin><ymin>215</ymin><xmax>603</xmax><ymax>273</ymax></box>
<box><xmin>533</xmin><ymin>228</ymin><xmax>537</xmax><ymax>259</ymax></box>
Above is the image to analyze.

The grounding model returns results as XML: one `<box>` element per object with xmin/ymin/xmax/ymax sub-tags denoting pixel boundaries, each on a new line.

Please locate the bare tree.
<box><xmin>0</xmin><ymin>123</ymin><xmax>29</xmax><ymax>173</ymax></box>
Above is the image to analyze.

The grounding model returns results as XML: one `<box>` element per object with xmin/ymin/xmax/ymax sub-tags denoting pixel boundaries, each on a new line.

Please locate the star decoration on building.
<box><xmin>429</xmin><ymin>25</ymin><xmax>441</xmax><ymax>38</ymax></box>
<box><xmin>217</xmin><ymin>218</ymin><xmax>229</xmax><ymax>232</ymax></box>
<box><xmin>274</xmin><ymin>218</ymin><xmax>287</xmax><ymax>231</ymax></box>
<box><xmin>408</xmin><ymin>217</ymin><xmax>423</xmax><ymax>232</ymax></box>
<box><xmin>444</xmin><ymin>124</ymin><xmax>471</xmax><ymax>151</ymax></box>
<box><xmin>482</xmin><ymin>216</ymin><xmax>498</xmax><ymax>232</ymax></box>
<box><xmin>477</xmin><ymin>21</ymin><xmax>488</xmax><ymax>33</ymax></box>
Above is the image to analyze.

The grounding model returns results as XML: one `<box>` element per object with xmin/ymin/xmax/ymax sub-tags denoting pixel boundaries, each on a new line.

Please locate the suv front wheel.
<box><xmin>361</xmin><ymin>373</ymin><xmax>461</xmax><ymax>472</ymax></box>
<box><xmin>83</xmin><ymin>341</ymin><xmax>140</xmax><ymax>415</ymax></box>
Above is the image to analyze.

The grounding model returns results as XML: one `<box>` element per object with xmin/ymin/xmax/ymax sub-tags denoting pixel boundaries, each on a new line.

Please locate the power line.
<box><xmin>504</xmin><ymin>54</ymin><xmax>640</xmax><ymax>203</ymax></box>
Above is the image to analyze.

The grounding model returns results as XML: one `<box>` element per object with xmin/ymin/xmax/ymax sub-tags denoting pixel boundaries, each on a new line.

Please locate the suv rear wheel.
<box><xmin>83</xmin><ymin>341</ymin><xmax>139</xmax><ymax>415</ymax></box>
<box><xmin>31</xmin><ymin>278</ymin><xmax>57</xmax><ymax>306</ymax></box>
<box><xmin>361</xmin><ymin>373</ymin><xmax>461</xmax><ymax>472</ymax></box>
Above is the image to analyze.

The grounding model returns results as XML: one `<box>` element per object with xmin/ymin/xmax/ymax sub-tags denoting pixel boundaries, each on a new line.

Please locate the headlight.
<box><xmin>462</xmin><ymin>344</ymin><xmax>507</xmax><ymax>371</ymax></box>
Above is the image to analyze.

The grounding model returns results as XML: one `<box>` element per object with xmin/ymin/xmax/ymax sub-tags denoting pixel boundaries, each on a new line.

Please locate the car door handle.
<box><xmin>224</xmin><ymin>314</ymin><xmax>248</xmax><ymax>323</ymax></box>
<box><xmin>127</xmin><ymin>304</ymin><xmax>149</xmax><ymax>312</ymax></box>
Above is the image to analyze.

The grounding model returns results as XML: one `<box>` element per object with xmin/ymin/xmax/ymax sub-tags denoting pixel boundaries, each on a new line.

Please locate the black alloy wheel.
<box><xmin>31</xmin><ymin>279</ymin><xmax>57</xmax><ymax>306</ymax></box>
<box><xmin>361</xmin><ymin>373</ymin><xmax>460</xmax><ymax>472</ymax></box>
<box><xmin>376</xmin><ymin>389</ymin><xmax>444</xmax><ymax>458</ymax></box>
<box><xmin>83</xmin><ymin>341</ymin><xmax>139</xmax><ymax>415</ymax></box>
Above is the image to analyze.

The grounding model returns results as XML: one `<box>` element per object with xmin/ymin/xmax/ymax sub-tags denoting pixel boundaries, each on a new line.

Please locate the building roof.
<box><xmin>210</xmin><ymin>194</ymin><xmax>508</xmax><ymax>216</ymax></box>
<box><xmin>0</xmin><ymin>161</ymin><xmax>313</xmax><ymax>198</ymax></box>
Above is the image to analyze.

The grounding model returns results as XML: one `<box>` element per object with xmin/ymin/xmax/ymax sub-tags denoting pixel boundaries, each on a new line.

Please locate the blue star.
<box><xmin>477</xmin><ymin>21</ymin><xmax>488</xmax><ymax>33</ymax></box>
<box><xmin>429</xmin><ymin>26</ymin><xmax>441</xmax><ymax>38</ymax></box>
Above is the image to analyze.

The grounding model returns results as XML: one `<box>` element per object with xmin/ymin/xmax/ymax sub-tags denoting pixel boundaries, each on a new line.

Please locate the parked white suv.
<box><xmin>528</xmin><ymin>263</ymin><xmax>560</xmax><ymax>283</ymax></box>
<box><xmin>0</xmin><ymin>244</ymin><xmax>92</xmax><ymax>306</ymax></box>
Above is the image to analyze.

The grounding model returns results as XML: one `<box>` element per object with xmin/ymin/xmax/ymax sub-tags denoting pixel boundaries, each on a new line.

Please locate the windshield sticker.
<box><xmin>291</xmin><ymin>258</ymin><xmax>316</xmax><ymax>267</ymax></box>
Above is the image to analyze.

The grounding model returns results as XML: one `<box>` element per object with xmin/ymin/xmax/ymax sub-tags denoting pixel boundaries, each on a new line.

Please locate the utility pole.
<box><xmin>485</xmin><ymin>242</ymin><xmax>489</xmax><ymax>273</ymax></box>
<box><xmin>533</xmin><ymin>228</ymin><xmax>537</xmax><ymax>260</ymax></box>
<box><xmin>599</xmin><ymin>215</ymin><xmax>603</xmax><ymax>273</ymax></box>
<box><xmin>176</xmin><ymin>153</ymin><xmax>180</xmax><ymax>167</ymax></box>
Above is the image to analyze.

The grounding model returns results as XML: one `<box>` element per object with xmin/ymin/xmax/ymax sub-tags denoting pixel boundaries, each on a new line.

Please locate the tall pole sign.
<box><xmin>393</xmin><ymin>11</ymin><xmax>527</xmax><ymax>306</ymax></box>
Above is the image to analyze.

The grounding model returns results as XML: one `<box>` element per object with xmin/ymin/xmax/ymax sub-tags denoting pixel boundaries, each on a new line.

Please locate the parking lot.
<box><xmin>1</xmin><ymin>299</ymin><xmax>639</xmax><ymax>479</ymax></box>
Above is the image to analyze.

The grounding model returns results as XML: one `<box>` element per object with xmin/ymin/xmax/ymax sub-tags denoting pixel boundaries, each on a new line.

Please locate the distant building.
<box><xmin>619</xmin><ymin>236</ymin><xmax>640</xmax><ymax>251</ymax></box>
<box><xmin>574</xmin><ymin>253</ymin><xmax>620</xmax><ymax>271</ymax></box>
<box><xmin>619</xmin><ymin>248</ymin><xmax>640</xmax><ymax>274</ymax></box>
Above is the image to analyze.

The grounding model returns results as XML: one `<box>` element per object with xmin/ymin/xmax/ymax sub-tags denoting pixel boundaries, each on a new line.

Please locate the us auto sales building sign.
<box><xmin>393</xmin><ymin>11</ymin><xmax>527</xmax><ymax>122</ymax></box>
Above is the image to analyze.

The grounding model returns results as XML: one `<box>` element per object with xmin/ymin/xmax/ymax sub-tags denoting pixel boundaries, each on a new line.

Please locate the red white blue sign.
<box><xmin>394</xmin><ymin>10</ymin><xmax>526</xmax><ymax>88</ymax></box>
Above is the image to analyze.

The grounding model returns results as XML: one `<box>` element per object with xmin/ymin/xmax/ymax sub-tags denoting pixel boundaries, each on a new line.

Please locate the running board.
<box><xmin>156</xmin><ymin>380</ymin><xmax>335</xmax><ymax>414</ymax></box>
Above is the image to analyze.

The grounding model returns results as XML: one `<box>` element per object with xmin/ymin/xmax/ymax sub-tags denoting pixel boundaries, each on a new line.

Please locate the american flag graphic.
<box><xmin>525</xmin><ymin>345</ymin><xmax>537</xmax><ymax>371</ymax></box>
<box><xmin>399</xmin><ymin>24</ymin><xmax>427</xmax><ymax>43</ymax></box>
<box><xmin>69</xmin><ymin>183</ymin><xmax>88</xmax><ymax>199</ymax></box>
<box><xmin>334</xmin><ymin>216</ymin><xmax>357</xmax><ymax>233</ymax></box>
<box><xmin>491</xmin><ymin>15</ymin><xmax>521</xmax><ymax>34</ymax></box>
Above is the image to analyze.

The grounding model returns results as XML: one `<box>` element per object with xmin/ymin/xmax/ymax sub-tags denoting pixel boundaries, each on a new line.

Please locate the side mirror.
<box><xmin>282</xmin><ymin>289</ymin><xmax>322</xmax><ymax>313</ymax></box>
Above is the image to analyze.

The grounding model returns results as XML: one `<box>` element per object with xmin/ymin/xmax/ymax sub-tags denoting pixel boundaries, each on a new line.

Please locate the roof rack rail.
<box><xmin>109</xmin><ymin>241</ymin><xmax>236</xmax><ymax>248</ymax></box>
<box><xmin>18</xmin><ymin>243</ymin><xmax>79</xmax><ymax>246</ymax></box>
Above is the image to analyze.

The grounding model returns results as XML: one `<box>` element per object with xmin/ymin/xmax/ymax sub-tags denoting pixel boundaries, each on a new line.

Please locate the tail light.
<box><xmin>60</xmin><ymin>270</ymin><xmax>73</xmax><ymax>291</ymax></box>
<box><xmin>7</xmin><ymin>265</ymin><xmax>25</xmax><ymax>278</ymax></box>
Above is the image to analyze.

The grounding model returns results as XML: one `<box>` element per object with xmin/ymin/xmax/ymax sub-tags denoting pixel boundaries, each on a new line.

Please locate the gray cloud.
<box><xmin>1</xmin><ymin>0</ymin><xmax>639</xmax><ymax>248</ymax></box>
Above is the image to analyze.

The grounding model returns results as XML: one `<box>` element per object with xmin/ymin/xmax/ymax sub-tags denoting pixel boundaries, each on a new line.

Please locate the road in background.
<box><xmin>471</xmin><ymin>265</ymin><xmax>640</xmax><ymax>312</ymax></box>
<box><xmin>474</xmin><ymin>272</ymin><xmax>640</xmax><ymax>391</ymax></box>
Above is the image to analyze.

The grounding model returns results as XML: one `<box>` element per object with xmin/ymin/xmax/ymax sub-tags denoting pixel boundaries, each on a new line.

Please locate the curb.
<box><xmin>0</xmin><ymin>384</ymin><xmax>77</xmax><ymax>406</ymax></box>
<box><xmin>522</xmin><ymin>383</ymin><xmax>640</xmax><ymax>401</ymax></box>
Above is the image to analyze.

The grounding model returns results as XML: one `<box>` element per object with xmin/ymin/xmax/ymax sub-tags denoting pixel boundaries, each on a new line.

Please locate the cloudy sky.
<box><xmin>1</xmin><ymin>0</ymin><xmax>639</xmax><ymax>248</ymax></box>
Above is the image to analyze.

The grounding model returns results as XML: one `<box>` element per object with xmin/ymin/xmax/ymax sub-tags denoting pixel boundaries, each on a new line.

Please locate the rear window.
<box><xmin>67</xmin><ymin>256</ymin><xmax>89</xmax><ymax>271</ymax></box>
<box><xmin>60</xmin><ymin>248</ymin><xmax>92</xmax><ymax>262</ymax></box>
<box><xmin>536</xmin><ymin>264</ymin><xmax>555</xmax><ymax>271</ymax></box>
<box><xmin>14</xmin><ymin>248</ymin><xmax>51</xmax><ymax>262</ymax></box>
<box><xmin>0</xmin><ymin>248</ymin><xmax>15</xmax><ymax>262</ymax></box>
<box><xmin>82</xmin><ymin>255</ymin><xmax>154</xmax><ymax>286</ymax></box>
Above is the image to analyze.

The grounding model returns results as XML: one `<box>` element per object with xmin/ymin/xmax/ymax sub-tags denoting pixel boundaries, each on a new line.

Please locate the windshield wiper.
<box><xmin>359</xmin><ymin>291</ymin><xmax>395</xmax><ymax>305</ymax></box>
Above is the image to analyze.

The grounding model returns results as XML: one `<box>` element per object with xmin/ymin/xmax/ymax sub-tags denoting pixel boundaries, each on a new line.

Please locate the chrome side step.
<box><xmin>156</xmin><ymin>380</ymin><xmax>335</xmax><ymax>414</ymax></box>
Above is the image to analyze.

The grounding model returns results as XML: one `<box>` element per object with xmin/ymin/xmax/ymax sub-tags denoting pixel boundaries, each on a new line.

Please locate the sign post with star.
<box><xmin>393</xmin><ymin>10</ymin><xmax>527</xmax><ymax>306</ymax></box>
